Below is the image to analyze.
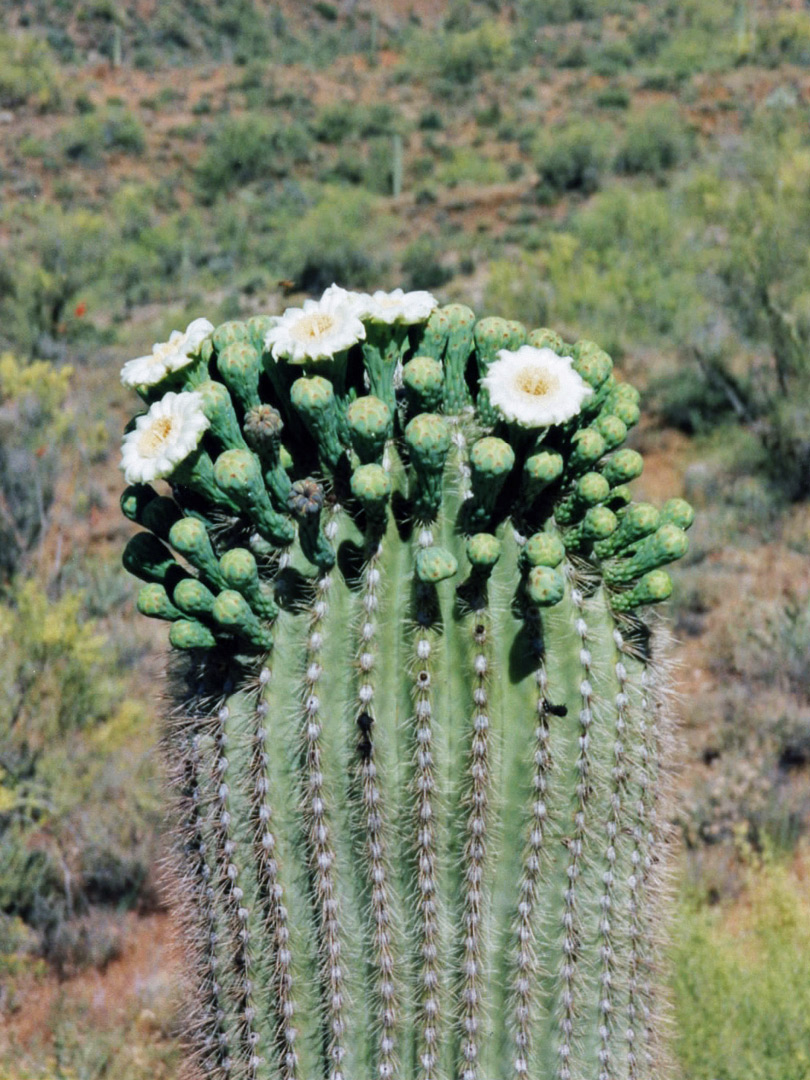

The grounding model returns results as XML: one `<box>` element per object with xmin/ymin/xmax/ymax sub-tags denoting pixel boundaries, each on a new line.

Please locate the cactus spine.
<box><xmin>120</xmin><ymin>290</ymin><xmax>691</xmax><ymax>1080</ymax></box>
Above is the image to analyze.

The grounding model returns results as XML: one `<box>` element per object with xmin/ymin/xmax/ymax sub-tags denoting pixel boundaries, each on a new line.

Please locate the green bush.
<box><xmin>534</xmin><ymin>119</ymin><xmax>612</xmax><ymax>199</ymax></box>
<box><xmin>400</xmin><ymin>235</ymin><xmax>454</xmax><ymax>291</ymax></box>
<box><xmin>275</xmin><ymin>187</ymin><xmax>390</xmax><ymax>292</ymax></box>
<box><xmin>672</xmin><ymin>859</ymin><xmax>810</xmax><ymax>1080</ymax></box>
<box><xmin>756</xmin><ymin>12</ymin><xmax>810</xmax><ymax>67</ymax></box>
<box><xmin>615</xmin><ymin>103</ymin><xmax>694</xmax><ymax>176</ymax></box>
<box><xmin>407</xmin><ymin>20</ymin><xmax>514</xmax><ymax>86</ymax></box>
<box><xmin>0</xmin><ymin>32</ymin><xmax>63</xmax><ymax>111</ymax></box>
<box><xmin>60</xmin><ymin>107</ymin><xmax>146</xmax><ymax>163</ymax></box>
<box><xmin>195</xmin><ymin>114</ymin><xmax>313</xmax><ymax>201</ymax></box>
<box><xmin>435</xmin><ymin>146</ymin><xmax>508</xmax><ymax>187</ymax></box>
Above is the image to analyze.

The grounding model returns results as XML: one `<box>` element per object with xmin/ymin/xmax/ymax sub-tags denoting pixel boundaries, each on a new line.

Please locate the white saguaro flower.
<box><xmin>121</xmin><ymin>318</ymin><xmax>214</xmax><ymax>388</ymax></box>
<box><xmin>361</xmin><ymin>287</ymin><xmax>438</xmax><ymax>325</ymax></box>
<box><xmin>120</xmin><ymin>391</ymin><xmax>210</xmax><ymax>484</ymax></box>
<box><xmin>482</xmin><ymin>346</ymin><xmax>593</xmax><ymax>428</ymax></box>
<box><xmin>265</xmin><ymin>291</ymin><xmax>366</xmax><ymax>363</ymax></box>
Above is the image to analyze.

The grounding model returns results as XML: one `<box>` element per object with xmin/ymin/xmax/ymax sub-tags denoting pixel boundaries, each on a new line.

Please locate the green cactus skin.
<box><xmin>121</xmin><ymin>310</ymin><xmax>692</xmax><ymax>1080</ymax></box>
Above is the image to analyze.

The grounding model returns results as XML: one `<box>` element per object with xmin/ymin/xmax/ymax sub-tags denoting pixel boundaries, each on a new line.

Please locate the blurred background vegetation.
<box><xmin>1</xmin><ymin>0</ymin><xmax>809</xmax><ymax>1076</ymax></box>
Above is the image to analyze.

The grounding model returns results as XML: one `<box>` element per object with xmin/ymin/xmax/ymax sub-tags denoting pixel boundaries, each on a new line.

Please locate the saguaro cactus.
<box><xmin>119</xmin><ymin>285</ymin><xmax>692</xmax><ymax>1080</ymax></box>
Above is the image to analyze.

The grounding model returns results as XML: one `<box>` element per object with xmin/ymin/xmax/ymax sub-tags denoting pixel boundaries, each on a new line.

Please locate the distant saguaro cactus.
<box><xmin>119</xmin><ymin>285</ymin><xmax>691</xmax><ymax>1080</ymax></box>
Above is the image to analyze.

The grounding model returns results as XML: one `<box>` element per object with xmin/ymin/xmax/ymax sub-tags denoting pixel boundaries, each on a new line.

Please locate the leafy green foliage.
<box><xmin>672</xmin><ymin>858</ymin><xmax>810</xmax><ymax>1079</ymax></box>
<box><xmin>534</xmin><ymin>119</ymin><xmax>612</xmax><ymax>198</ymax></box>
<box><xmin>195</xmin><ymin>114</ymin><xmax>313</xmax><ymax>201</ymax></box>
<box><xmin>0</xmin><ymin>31</ymin><xmax>63</xmax><ymax>110</ymax></box>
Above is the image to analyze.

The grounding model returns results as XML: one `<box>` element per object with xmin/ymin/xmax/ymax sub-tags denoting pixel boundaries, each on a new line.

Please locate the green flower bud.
<box><xmin>527</xmin><ymin>327</ymin><xmax>565</xmax><ymax>353</ymax></box>
<box><xmin>121</xmin><ymin>484</ymin><xmax>155</xmax><ymax>524</ymax></box>
<box><xmin>169</xmin><ymin>517</ymin><xmax>228</xmax><ymax>589</ymax></box>
<box><xmin>415</xmin><ymin>546</ymin><xmax>458</xmax><ymax>584</ymax></box>
<box><xmin>404</xmin><ymin>413</ymin><xmax>452</xmax><ymax>520</ymax></box>
<box><xmin>602</xmin><ymin>448</ymin><xmax>643</xmax><ymax>488</ymax></box>
<box><xmin>123</xmin><ymin>532</ymin><xmax>185</xmax><ymax>588</ymax></box>
<box><xmin>659</xmin><ymin>497</ymin><xmax>695</xmax><ymax>531</ymax></box>
<box><xmin>216</xmin><ymin>341</ymin><xmax>262</xmax><ymax>411</ymax></box>
<box><xmin>173</xmin><ymin>577</ymin><xmax>217</xmax><ymax>618</ymax></box>
<box><xmin>568</xmin><ymin>428</ymin><xmax>607</xmax><ymax>475</ymax></box>
<box><xmin>213</xmin><ymin>448</ymin><xmax>294</xmax><ymax>546</ymax></box>
<box><xmin>524</xmin><ymin>532</ymin><xmax>565</xmax><ymax>568</ymax></box>
<box><xmin>196</xmin><ymin>379</ymin><xmax>248</xmax><ymax>451</ymax></box>
<box><xmin>466</xmin><ymin>532</ymin><xmax>502</xmax><ymax>570</ymax></box>
<box><xmin>565</xmin><ymin>505</ymin><xmax>619</xmax><ymax>553</ymax></box>
<box><xmin>610</xmin><ymin>569</ymin><xmax>673</xmax><ymax>612</ymax></box>
<box><xmin>402</xmin><ymin>355</ymin><xmax>444</xmax><ymax>414</ymax></box>
<box><xmin>246</xmin><ymin>314</ymin><xmax>276</xmax><ymax>353</ymax></box>
<box><xmin>571</xmin><ymin>340</ymin><xmax>613</xmax><ymax>390</ymax></box>
<box><xmin>169</xmin><ymin>618</ymin><xmax>216</xmax><ymax>650</ymax></box>
<box><xmin>555</xmin><ymin>471</ymin><xmax>610</xmax><ymax>526</ymax></box>
<box><xmin>346</xmin><ymin>395</ymin><xmax>392</xmax><ymax>464</ymax></box>
<box><xmin>594</xmin><ymin>412</ymin><xmax>627</xmax><ymax>451</ymax></box>
<box><xmin>603</xmin><ymin>523</ymin><xmax>689</xmax><ymax>587</ymax></box>
<box><xmin>523</xmin><ymin>451</ymin><xmax>564</xmax><ymax>501</ymax></box>
<box><xmin>212</xmin><ymin>320</ymin><xmax>249</xmax><ymax>352</ymax></box>
<box><xmin>594</xmin><ymin>502</ymin><xmax>661</xmax><ymax>559</ymax></box>
<box><xmin>219</xmin><ymin>547</ymin><xmax>278</xmax><ymax>620</ymax></box>
<box><xmin>350</xmin><ymin>464</ymin><xmax>392</xmax><ymax>535</ymax></box>
<box><xmin>137</xmin><ymin>582</ymin><xmax>182</xmax><ymax>621</ymax></box>
<box><xmin>290</xmin><ymin>375</ymin><xmax>345</xmax><ymax>471</ymax></box>
<box><xmin>527</xmin><ymin>565</ymin><xmax>565</xmax><ymax>607</ymax></box>
<box><xmin>212</xmin><ymin>589</ymin><xmax>273</xmax><ymax>650</ymax></box>
<box><xmin>466</xmin><ymin>436</ymin><xmax>515</xmax><ymax>529</ymax></box>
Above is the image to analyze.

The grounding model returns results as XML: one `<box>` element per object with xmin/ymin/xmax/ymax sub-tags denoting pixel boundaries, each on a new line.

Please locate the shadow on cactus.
<box><xmin>119</xmin><ymin>285</ymin><xmax>693</xmax><ymax>1080</ymax></box>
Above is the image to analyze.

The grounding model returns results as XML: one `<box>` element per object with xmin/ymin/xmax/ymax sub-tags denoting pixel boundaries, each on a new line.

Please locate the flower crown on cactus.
<box><xmin>120</xmin><ymin>284</ymin><xmax>692</xmax><ymax>1080</ymax></box>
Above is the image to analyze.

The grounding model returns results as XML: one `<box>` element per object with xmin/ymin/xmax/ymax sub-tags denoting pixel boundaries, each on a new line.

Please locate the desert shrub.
<box><xmin>594</xmin><ymin>85</ymin><xmax>630</xmax><ymax>109</ymax></box>
<box><xmin>275</xmin><ymin>188</ymin><xmax>389</xmax><ymax>292</ymax></box>
<box><xmin>406</xmin><ymin>20</ymin><xmax>513</xmax><ymax>86</ymax></box>
<box><xmin>313</xmin><ymin>101</ymin><xmax>362</xmax><ymax>143</ymax></box>
<box><xmin>435</xmin><ymin>146</ymin><xmax>508</xmax><ymax>187</ymax></box>
<box><xmin>60</xmin><ymin>107</ymin><xmax>146</xmax><ymax>163</ymax></box>
<box><xmin>195</xmin><ymin>114</ymin><xmax>313</xmax><ymax>201</ymax></box>
<box><xmin>534</xmin><ymin>119</ymin><xmax>612</xmax><ymax>199</ymax></box>
<box><xmin>614</xmin><ymin>103</ymin><xmax>694</xmax><ymax>176</ymax></box>
<box><xmin>0</xmin><ymin>204</ymin><xmax>115</xmax><ymax>353</ymax></box>
<box><xmin>0</xmin><ymin>32</ymin><xmax>63</xmax><ymax>111</ymax></box>
<box><xmin>756</xmin><ymin>11</ymin><xmax>810</xmax><ymax>67</ymax></box>
<box><xmin>0</xmin><ymin>579</ymin><xmax>163</xmax><ymax>937</ymax></box>
<box><xmin>400</xmin><ymin>236</ymin><xmax>455</xmax><ymax>291</ymax></box>
<box><xmin>672</xmin><ymin>859</ymin><xmax>810</xmax><ymax>1080</ymax></box>
<box><xmin>0</xmin><ymin>354</ymin><xmax>73</xmax><ymax>581</ymax></box>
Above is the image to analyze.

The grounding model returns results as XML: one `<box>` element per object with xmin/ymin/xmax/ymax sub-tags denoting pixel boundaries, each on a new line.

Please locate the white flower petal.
<box><xmin>265</xmin><ymin>294</ymin><xmax>366</xmax><ymax>363</ymax></box>
<box><xmin>482</xmin><ymin>346</ymin><xmax>592</xmax><ymax>428</ymax></box>
<box><xmin>120</xmin><ymin>390</ymin><xmax>210</xmax><ymax>484</ymax></box>
<box><xmin>363</xmin><ymin>287</ymin><xmax>438</xmax><ymax>325</ymax></box>
<box><xmin>120</xmin><ymin>318</ymin><xmax>214</xmax><ymax>387</ymax></box>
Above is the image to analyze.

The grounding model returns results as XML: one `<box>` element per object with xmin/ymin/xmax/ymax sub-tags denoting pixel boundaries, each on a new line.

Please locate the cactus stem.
<box><xmin>512</xmin><ymin>607</ymin><xmax>554</xmax><ymax>1080</ymax></box>
<box><xmin>596</xmin><ymin>648</ymin><xmax>632</xmax><ymax>1080</ymax></box>
<box><xmin>211</xmin><ymin>699</ymin><xmax>263</xmax><ymax>1079</ymax></box>
<box><xmin>354</xmin><ymin>545</ymin><xmax>399</xmax><ymax>1080</ymax></box>
<box><xmin>557</xmin><ymin>582</ymin><xmax>595</xmax><ymax>1080</ymax></box>
<box><xmin>251</xmin><ymin>669</ymin><xmax>300</xmax><ymax>1080</ymax></box>
<box><xmin>458</xmin><ymin>611</ymin><xmax>492</xmax><ymax>1080</ymax></box>
<box><xmin>182</xmin><ymin>727</ymin><xmax>232</xmax><ymax>1077</ymax></box>
<box><xmin>411</xmin><ymin>555</ymin><xmax>442</xmax><ymax>1080</ymax></box>
<box><xmin>299</xmin><ymin>565</ymin><xmax>347</xmax><ymax>1080</ymax></box>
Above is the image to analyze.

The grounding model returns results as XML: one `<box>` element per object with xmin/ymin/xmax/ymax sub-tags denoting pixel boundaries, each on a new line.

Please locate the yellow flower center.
<box><xmin>139</xmin><ymin>416</ymin><xmax>174</xmax><ymax>456</ymax></box>
<box><xmin>516</xmin><ymin>366</ymin><xmax>559</xmax><ymax>398</ymax></box>
<box><xmin>293</xmin><ymin>312</ymin><xmax>336</xmax><ymax>341</ymax></box>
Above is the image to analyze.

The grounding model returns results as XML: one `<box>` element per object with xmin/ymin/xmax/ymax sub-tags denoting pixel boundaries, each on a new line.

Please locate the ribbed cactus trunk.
<box><xmin>120</xmin><ymin>294</ymin><xmax>691</xmax><ymax>1080</ymax></box>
